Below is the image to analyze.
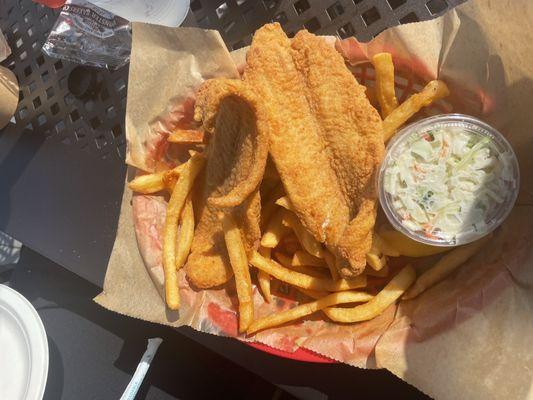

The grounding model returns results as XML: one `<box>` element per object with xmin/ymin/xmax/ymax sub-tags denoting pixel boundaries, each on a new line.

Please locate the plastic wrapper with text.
<box><xmin>42</xmin><ymin>0</ymin><xmax>131</xmax><ymax>69</ymax></box>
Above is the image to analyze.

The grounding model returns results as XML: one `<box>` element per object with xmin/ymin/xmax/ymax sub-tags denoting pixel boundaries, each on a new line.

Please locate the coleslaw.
<box><xmin>379</xmin><ymin>114</ymin><xmax>519</xmax><ymax>246</ymax></box>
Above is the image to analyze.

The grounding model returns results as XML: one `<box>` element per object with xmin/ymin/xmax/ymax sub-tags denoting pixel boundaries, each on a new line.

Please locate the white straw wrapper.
<box><xmin>119</xmin><ymin>338</ymin><xmax>163</xmax><ymax>400</ymax></box>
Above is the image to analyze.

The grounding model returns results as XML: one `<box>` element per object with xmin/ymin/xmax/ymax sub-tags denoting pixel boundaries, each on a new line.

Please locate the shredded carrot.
<box><xmin>413</xmin><ymin>164</ymin><xmax>426</xmax><ymax>173</ymax></box>
<box><xmin>422</xmin><ymin>223</ymin><xmax>438</xmax><ymax>240</ymax></box>
<box><xmin>424</xmin><ymin>231</ymin><xmax>439</xmax><ymax>240</ymax></box>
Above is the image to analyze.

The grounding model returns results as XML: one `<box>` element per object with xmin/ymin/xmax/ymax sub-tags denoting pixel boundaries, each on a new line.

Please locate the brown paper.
<box><xmin>96</xmin><ymin>0</ymin><xmax>533</xmax><ymax>398</ymax></box>
<box><xmin>0</xmin><ymin>30</ymin><xmax>10</xmax><ymax>62</ymax></box>
<box><xmin>0</xmin><ymin>66</ymin><xmax>19</xmax><ymax>130</ymax></box>
<box><xmin>439</xmin><ymin>0</ymin><xmax>533</xmax><ymax>205</ymax></box>
<box><xmin>124</xmin><ymin>24</ymin><xmax>239</xmax><ymax>173</ymax></box>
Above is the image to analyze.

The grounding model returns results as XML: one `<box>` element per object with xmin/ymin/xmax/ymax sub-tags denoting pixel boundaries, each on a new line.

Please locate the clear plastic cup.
<box><xmin>378</xmin><ymin>114</ymin><xmax>520</xmax><ymax>246</ymax></box>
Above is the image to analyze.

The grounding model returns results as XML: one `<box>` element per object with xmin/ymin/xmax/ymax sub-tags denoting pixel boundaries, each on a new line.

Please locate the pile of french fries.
<box><xmin>127</xmin><ymin>52</ymin><xmax>491</xmax><ymax>335</ymax></box>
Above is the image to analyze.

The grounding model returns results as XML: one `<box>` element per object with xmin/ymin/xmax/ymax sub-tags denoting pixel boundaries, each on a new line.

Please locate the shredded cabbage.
<box><xmin>384</xmin><ymin>127</ymin><xmax>515</xmax><ymax>241</ymax></box>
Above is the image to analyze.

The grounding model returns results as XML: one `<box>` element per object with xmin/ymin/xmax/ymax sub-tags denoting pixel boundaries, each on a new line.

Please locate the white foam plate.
<box><xmin>0</xmin><ymin>285</ymin><xmax>48</xmax><ymax>400</ymax></box>
<box><xmin>92</xmin><ymin>0</ymin><xmax>191</xmax><ymax>27</ymax></box>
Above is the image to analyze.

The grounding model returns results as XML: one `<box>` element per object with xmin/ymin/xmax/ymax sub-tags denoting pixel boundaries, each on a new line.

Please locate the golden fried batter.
<box><xmin>186</xmin><ymin>79</ymin><xmax>269</xmax><ymax>288</ymax></box>
<box><xmin>244</xmin><ymin>24</ymin><xmax>384</xmax><ymax>277</ymax></box>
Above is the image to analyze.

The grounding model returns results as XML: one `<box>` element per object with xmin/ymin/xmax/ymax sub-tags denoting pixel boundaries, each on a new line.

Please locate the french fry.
<box><xmin>274</xmin><ymin>252</ymin><xmax>329</xmax><ymax>278</ymax></box>
<box><xmin>257</xmin><ymin>247</ymin><xmax>272</xmax><ymax>303</ymax></box>
<box><xmin>188</xmin><ymin>149</ymin><xmax>201</xmax><ymax>157</ymax></box>
<box><xmin>292</xmin><ymin>250</ymin><xmax>327</xmax><ymax>268</ymax></box>
<box><xmin>273</xmin><ymin>251</ymin><xmax>295</xmax><ymax>267</ymax></box>
<box><xmin>366</xmin><ymin>232</ymin><xmax>386</xmax><ymax>270</ymax></box>
<box><xmin>373</xmin><ymin>232</ymin><xmax>400</xmax><ymax>257</ymax></box>
<box><xmin>275</xmin><ymin>196</ymin><xmax>293</xmax><ymax>210</ymax></box>
<box><xmin>290</xmin><ymin>264</ymin><xmax>329</xmax><ymax>278</ymax></box>
<box><xmin>383</xmin><ymin>80</ymin><xmax>450</xmax><ymax>141</ymax></box>
<box><xmin>260</xmin><ymin>209</ymin><xmax>288</xmax><ymax>248</ymax></box>
<box><xmin>403</xmin><ymin>235</ymin><xmax>492</xmax><ymax>300</ymax></box>
<box><xmin>257</xmin><ymin>271</ymin><xmax>272</xmax><ymax>303</ymax></box>
<box><xmin>175</xmin><ymin>194</ymin><xmax>194</xmax><ymax>270</ymax></box>
<box><xmin>324</xmin><ymin>264</ymin><xmax>415</xmax><ymax>322</ymax></box>
<box><xmin>247</xmin><ymin>290</ymin><xmax>374</xmax><ymax>334</ymax></box>
<box><xmin>162</xmin><ymin>170</ymin><xmax>179</xmax><ymax>192</ymax></box>
<box><xmin>372</xmin><ymin>53</ymin><xmax>399</xmax><ymax>118</ymax></box>
<box><xmin>366</xmin><ymin>252</ymin><xmax>387</xmax><ymax>271</ymax></box>
<box><xmin>323</xmin><ymin>251</ymin><xmax>340</xmax><ymax>281</ymax></box>
<box><xmin>167</xmin><ymin>129</ymin><xmax>205</xmax><ymax>144</ymax></box>
<box><xmin>297</xmin><ymin>287</ymin><xmax>373</xmax><ymax>302</ymax></box>
<box><xmin>379</xmin><ymin>229</ymin><xmax>449</xmax><ymax>257</ymax></box>
<box><xmin>129</xmin><ymin>171</ymin><xmax>167</xmax><ymax>194</ymax></box>
<box><xmin>296</xmin><ymin>287</ymin><xmax>329</xmax><ymax>299</ymax></box>
<box><xmin>250</xmin><ymin>251</ymin><xmax>366</xmax><ymax>292</ymax></box>
<box><xmin>260</xmin><ymin>184</ymin><xmax>285</xmax><ymax>229</ymax></box>
<box><xmin>281</xmin><ymin>210</ymin><xmax>324</xmax><ymax>258</ymax></box>
<box><xmin>222</xmin><ymin>213</ymin><xmax>254</xmax><ymax>332</ymax></box>
<box><xmin>162</xmin><ymin>154</ymin><xmax>205</xmax><ymax>309</ymax></box>
<box><xmin>129</xmin><ymin>164</ymin><xmax>186</xmax><ymax>194</ymax></box>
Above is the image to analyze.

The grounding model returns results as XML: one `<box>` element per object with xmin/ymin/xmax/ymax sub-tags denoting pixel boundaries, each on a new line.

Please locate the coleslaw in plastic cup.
<box><xmin>378</xmin><ymin>114</ymin><xmax>520</xmax><ymax>246</ymax></box>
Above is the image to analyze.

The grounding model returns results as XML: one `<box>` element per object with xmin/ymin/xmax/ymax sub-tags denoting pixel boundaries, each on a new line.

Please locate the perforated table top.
<box><xmin>0</xmin><ymin>0</ymin><xmax>464</xmax><ymax>286</ymax></box>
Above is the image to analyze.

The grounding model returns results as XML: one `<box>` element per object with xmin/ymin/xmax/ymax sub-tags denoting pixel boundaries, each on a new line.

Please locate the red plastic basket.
<box><xmin>247</xmin><ymin>342</ymin><xmax>335</xmax><ymax>363</ymax></box>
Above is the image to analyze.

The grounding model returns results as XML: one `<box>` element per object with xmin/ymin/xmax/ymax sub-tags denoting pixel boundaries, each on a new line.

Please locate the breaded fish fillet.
<box><xmin>244</xmin><ymin>24</ymin><xmax>384</xmax><ymax>277</ymax></box>
<box><xmin>186</xmin><ymin>79</ymin><xmax>269</xmax><ymax>288</ymax></box>
<box><xmin>194</xmin><ymin>79</ymin><xmax>270</xmax><ymax>208</ymax></box>
<box><xmin>291</xmin><ymin>30</ymin><xmax>384</xmax><ymax>276</ymax></box>
<box><xmin>186</xmin><ymin>189</ymin><xmax>261</xmax><ymax>289</ymax></box>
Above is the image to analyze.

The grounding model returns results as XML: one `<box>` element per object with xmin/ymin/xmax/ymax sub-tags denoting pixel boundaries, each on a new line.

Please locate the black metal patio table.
<box><xmin>0</xmin><ymin>0</ymin><xmax>463</xmax><ymax>398</ymax></box>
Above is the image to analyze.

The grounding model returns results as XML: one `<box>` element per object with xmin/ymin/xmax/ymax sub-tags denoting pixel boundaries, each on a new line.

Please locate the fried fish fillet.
<box><xmin>186</xmin><ymin>189</ymin><xmax>261</xmax><ymax>289</ymax></box>
<box><xmin>244</xmin><ymin>24</ymin><xmax>384</xmax><ymax>277</ymax></box>
<box><xmin>194</xmin><ymin>79</ymin><xmax>269</xmax><ymax>208</ymax></box>
<box><xmin>186</xmin><ymin>79</ymin><xmax>269</xmax><ymax>288</ymax></box>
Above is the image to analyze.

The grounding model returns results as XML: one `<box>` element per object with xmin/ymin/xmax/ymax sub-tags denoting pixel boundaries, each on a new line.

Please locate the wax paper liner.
<box><xmin>0</xmin><ymin>29</ymin><xmax>10</xmax><ymax>62</ymax></box>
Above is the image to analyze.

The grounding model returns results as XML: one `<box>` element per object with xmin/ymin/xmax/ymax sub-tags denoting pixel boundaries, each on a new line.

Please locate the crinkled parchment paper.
<box><xmin>0</xmin><ymin>30</ymin><xmax>18</xmax><ymax>130</ymax></box>
<box><xmin>0</xmin><ymin>66</ymin><xmax>18</xmax><ymax>130</ymax></box>
<box><xmin>0</xmin><ymin>30</ymin><xmax>10</xmax><ymax>62</ymax></box>
<box><xmin>96</xmin><ymin>1</ymin><xmax>533</xmax><ymax>398</ymax></box>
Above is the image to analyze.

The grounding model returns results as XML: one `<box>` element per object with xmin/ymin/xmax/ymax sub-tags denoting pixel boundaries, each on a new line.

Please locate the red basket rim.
<box><xmin>246</xmin><ymin>341</ymin><xmax>336</xmax><ymax>363</ymax></box>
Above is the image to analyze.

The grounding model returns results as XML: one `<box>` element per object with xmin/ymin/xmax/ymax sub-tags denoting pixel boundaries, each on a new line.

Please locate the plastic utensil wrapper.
<box><xmin>42</xmin><ymin>0</ymin><xmax>131</xmax><ymax>69</ymax></box>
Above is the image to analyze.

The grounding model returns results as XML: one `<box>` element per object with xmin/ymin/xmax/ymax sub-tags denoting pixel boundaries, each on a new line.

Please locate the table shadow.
<box><xmin>10</xmin><ymin>247</ymin><xmax>289</xmax><ymax>400</ymax></box>
<box><xmin>43</xmin><ymin>336</ymin><xmax>64</xmax><ymax>400</ymax></box>
<box><xmin>0</xmin><ymin>125</ymin><xmax>45</xmax><ymax>231</ymax></box>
